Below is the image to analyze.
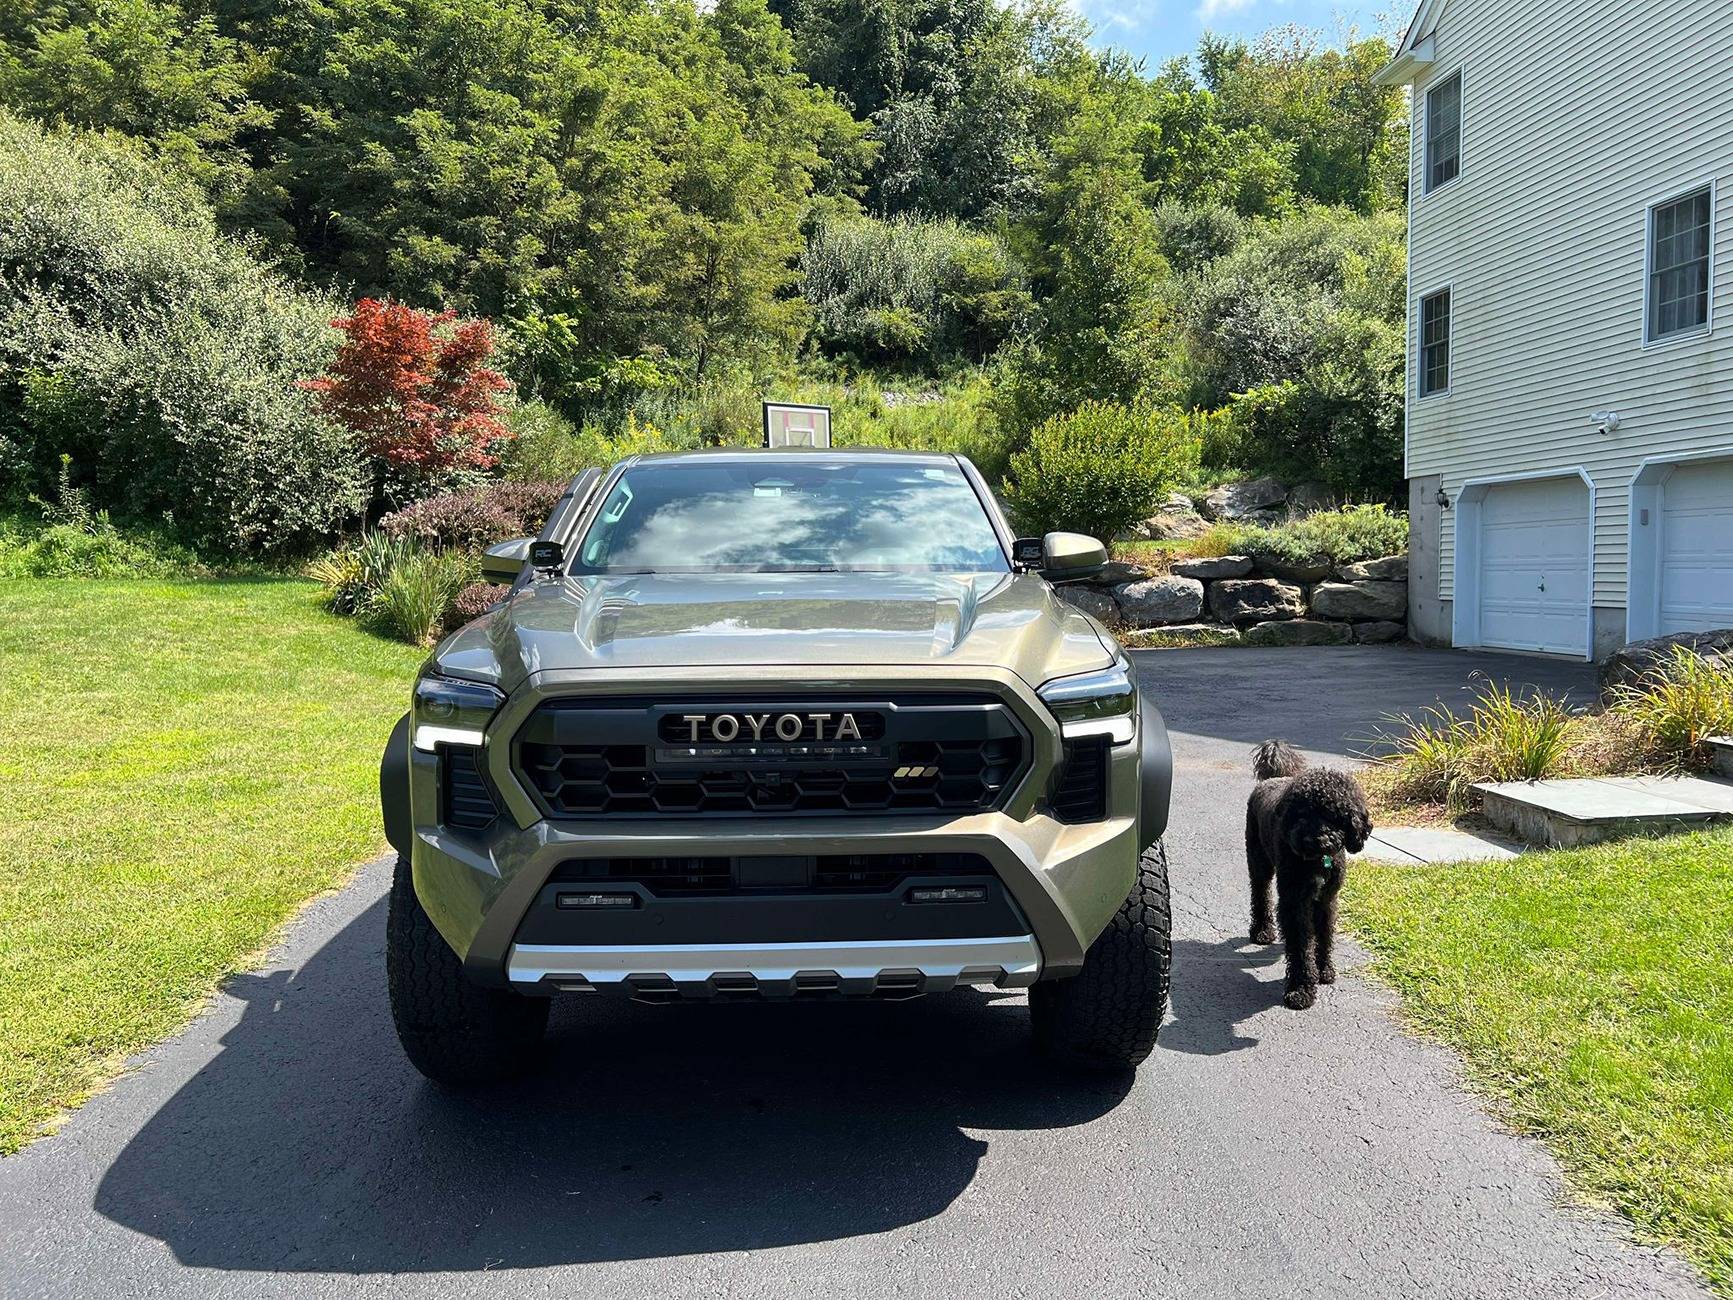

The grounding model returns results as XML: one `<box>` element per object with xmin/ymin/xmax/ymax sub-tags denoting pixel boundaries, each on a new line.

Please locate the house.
<box><xmin>1377</xmin><ymin>0</ymin><xmax>1733</xmax><ymax>660</ymax></box>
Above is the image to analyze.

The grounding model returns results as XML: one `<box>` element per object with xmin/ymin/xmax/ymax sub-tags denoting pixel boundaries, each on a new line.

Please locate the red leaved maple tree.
<box><xmin>303</xmin><ymin>299</ymin><xmax>511</xmax><ymax>485</ymax></box>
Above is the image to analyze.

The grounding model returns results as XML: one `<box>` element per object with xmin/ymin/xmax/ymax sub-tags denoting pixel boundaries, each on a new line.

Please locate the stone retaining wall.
<box><xmin>1058</xmin><ymin>552</ymin><xmax>1409</xmax><ymax>647</ymax></box>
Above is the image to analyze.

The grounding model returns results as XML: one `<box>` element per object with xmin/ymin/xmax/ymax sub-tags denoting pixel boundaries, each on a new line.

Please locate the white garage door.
<box><xmin>1659</xmin><ymin>459</ymin><xmax>1733</xmax><ymax>634</ymax></box>
<box><xmin>1478</xmin><ymin>477</ymin><xmax>1590</xmax><ymax>655</ymax></box>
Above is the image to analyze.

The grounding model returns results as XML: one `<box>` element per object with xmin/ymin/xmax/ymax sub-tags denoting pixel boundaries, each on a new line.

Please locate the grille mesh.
<box><xmin>518</xmin><ymin>698</ymin><xmax>1026</xmax><ymax>818</ymax></box>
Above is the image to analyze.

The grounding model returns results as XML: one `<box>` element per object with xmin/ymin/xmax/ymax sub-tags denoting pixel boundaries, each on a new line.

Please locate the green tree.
<box><xmin>0</xmin><ymin>0</ymin><xmax>275</xmax><ymax>228</ymax></box>
<box><xmin>998</xmin><ymin>56</ymin><xmax>1169</xmax><ymax>433</ymax></box>
<box><xmin>1195</xmin><ymin>29</ymin><xmax>1406</xmax><ymax>212</ymax></box>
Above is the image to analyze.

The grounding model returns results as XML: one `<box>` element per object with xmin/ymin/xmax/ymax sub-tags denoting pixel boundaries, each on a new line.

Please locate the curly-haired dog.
<box><xmin>1246</xmin><ymin>740</ymin><xmax>1372</xmax><ymax>1010</ymax></box>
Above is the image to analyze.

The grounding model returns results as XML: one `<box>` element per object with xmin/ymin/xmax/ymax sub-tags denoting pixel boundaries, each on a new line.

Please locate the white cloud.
<box><xmin>1195</xmin><ymin>0</ymin><xmax>1256</xmax><ymax>18</ymax></box>
<box><xmin>1068</xmin><ymin>0</ymin><xmax>1153</xmax><ymax>31</ymax></box>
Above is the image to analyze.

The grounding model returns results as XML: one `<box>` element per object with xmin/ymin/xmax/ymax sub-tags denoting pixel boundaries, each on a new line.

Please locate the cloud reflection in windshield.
<box><xmin>590</xmin><ymin>464</ymin><xmax>1007</xmax><ymax>572</ymax></box>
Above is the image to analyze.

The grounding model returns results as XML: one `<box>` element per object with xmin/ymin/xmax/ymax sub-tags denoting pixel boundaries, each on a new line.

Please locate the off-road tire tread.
<box><xmin>386</xmin><ymin>854</ymin><xmax>548</xmax><ymax>1086</ymax></box>
<box><xmin>1029</xmin><ymin>841</ymin><xmax>1172</xmax><ymax>1071</ymax></box>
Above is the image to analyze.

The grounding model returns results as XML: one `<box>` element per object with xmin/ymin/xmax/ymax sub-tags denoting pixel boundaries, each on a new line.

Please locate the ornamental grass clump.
<box><xmin>1610</xmin><ymin>646</ymin><xmax>1733</xmax><ymax>773</ymax></box>
<box><xmin>1372</xmin><ymin>678</ymin><xmax>1579</xmax><ymax>811</ymax></box>
<box><xmin>365</xmin><ymin>550</ymin><xmax>472</xmax><ymax>646</ymax></box>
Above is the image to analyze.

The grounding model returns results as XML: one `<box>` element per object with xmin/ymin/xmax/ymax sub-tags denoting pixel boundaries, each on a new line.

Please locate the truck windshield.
<box><xmin>571</xmin><ymin>459</ymin><xmax>1008</xmax><ymax>574</ymax></box>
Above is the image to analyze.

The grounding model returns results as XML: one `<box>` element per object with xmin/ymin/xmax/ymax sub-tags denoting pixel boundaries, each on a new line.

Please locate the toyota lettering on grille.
<box><xmin>677</xmin><ymin>711</ymin><xmax>863</xmax><ymax>744</ymax></box>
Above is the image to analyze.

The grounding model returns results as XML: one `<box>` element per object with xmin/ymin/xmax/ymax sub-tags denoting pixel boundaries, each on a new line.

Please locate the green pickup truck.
<box><xmin>380</xmin><ymin>448</ymin><xmax>1172</xmax><ymax>1081</ymax></box>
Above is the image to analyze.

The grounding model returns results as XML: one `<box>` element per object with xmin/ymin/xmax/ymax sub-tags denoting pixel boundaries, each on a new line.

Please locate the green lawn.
<box><xmin>1345</xmin><ymin>829</ymin><xmax>1733</xmax><ymax>1294</ymax></box>
<box><xmin>0</xmin><ymin>578</ymin><xmax>423</xmax><ymax>1153</ymax></box>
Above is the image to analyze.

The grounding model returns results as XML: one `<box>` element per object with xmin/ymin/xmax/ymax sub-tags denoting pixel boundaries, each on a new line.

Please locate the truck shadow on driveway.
<box><xmin>93</xmin><ymin>895</ymin><xmax>1132</xmax><ymax>1272</ymax></box>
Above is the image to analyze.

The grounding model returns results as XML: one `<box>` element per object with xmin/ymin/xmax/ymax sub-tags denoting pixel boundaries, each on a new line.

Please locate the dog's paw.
<box><xmin>1283</xmin><ymin>987</ymin><xmax>1316</xmax><ymax>1011</ymax></box>
<box><xmin>1250</xmin><ymin>926</ymin><xmax>1277</xmax><ymax>946</ymax></box>
<box><xmin>1317</xmin><ymin>964</ymin><xmax>1336</xmax><ymax>984</ymax></box>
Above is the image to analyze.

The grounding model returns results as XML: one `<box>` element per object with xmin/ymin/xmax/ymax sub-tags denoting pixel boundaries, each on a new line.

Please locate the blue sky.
<box><xmin>1073</xmin><ymin>0</ymin><xmax>1406</xmax><ymax>68</ymax></box>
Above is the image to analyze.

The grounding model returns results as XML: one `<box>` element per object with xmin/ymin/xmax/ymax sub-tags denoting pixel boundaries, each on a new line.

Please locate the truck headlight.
<box><xmin>1039</xmin><ymin>657</ymin><xmax>1138</xmax><ymax>745</ymax></box>
<box><xmin>412</xmin><ymin>673</ymin><xmax>505</xmax><ymax>752</ymax></box>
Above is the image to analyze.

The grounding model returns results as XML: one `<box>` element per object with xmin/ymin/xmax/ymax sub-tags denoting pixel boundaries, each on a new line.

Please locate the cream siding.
<box><xmin>1403</xmin><ymin>0</ymin><xmax>1733</xmax><ymax>611</ymax></box>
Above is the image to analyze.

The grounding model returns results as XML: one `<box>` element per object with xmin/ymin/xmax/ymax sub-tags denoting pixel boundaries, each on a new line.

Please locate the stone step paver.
<box><xmin>1708</xmin><ymin>736</ymin><xmax>1733</xmax><ymax>780</ymax></box>
<box><xmin>1357</xmin><ymin>826</ymin><xmax>1524</xmax><ymax>865</ymax></box>
<box><xmin>1474</xmin><ymin>773</ymin><xmax>1733</xmax><ymax>848</ymax></box>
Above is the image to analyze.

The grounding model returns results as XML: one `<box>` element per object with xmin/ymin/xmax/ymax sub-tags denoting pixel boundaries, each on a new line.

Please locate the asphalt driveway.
<box><xmin>0</xmin><ymin>645</ymin><xmax>1710</xmax><ymax>1299</ymax></box>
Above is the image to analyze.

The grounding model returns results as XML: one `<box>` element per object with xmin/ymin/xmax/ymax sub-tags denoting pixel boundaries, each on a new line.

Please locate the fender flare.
<box><xmin>381</xmin><ymin>712</ymin><xmax>412</xmax><ymax>856</ymax></box>
<box><xmin>1138</xmin><ymin>692</ymin><xmax>1173</xmax><ymax>848</ymax></box>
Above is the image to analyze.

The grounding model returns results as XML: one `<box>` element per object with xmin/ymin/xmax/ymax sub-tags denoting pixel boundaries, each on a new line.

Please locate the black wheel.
<box><xmin>386</xmin><ymin>854</ymin><xmax>548</xmax><ymax>1086</ymax></box>
<box><xmin>1029</xmin><ymin>840</ymin><xmax>1172</xmax><ymax>1071</ymax></box>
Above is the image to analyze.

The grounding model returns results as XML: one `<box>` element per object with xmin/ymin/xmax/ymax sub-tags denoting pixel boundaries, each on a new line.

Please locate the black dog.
<box><xmin>1245</xmin><ymin>740</ymin><xmax>1372</xmax><ymax>1010</ymax></box>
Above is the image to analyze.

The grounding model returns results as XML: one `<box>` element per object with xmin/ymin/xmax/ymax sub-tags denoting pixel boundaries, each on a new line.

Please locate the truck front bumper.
<box><xmin>401</xmin><ymin>665</ymin><xmax>1159</xmax><ymax>997</ymax></box>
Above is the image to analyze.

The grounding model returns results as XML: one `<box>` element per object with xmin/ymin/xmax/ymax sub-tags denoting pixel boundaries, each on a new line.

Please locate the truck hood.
<box><xmin>435</xmin><ymin>571</ymin><xmax>1115</xmax><ymax>693</ymax></box>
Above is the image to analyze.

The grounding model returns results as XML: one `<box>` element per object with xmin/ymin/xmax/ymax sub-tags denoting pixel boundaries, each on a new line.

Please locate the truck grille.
<box><xmin>516</xmin><ymin>695</ymin><xmax>1028</xmax><ymax>818</ymax></box>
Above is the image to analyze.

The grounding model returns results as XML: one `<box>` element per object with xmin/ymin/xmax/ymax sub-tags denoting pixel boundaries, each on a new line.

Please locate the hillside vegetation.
<box><xmin>2</xmin><ymin>0</ymin><xmax>1412</xmax><ymax>557</ymax></box>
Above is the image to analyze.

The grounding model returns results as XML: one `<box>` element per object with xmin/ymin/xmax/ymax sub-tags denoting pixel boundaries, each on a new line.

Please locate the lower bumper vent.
<box><xmin>441</xmin><ymin>745</ymin><xmax>499</xmax><ymax>830</ymax></box>
<box><xmin>1050</xmin><ymin>736</ymin><xmax>1109</xmax><ymax>823</ymax></box>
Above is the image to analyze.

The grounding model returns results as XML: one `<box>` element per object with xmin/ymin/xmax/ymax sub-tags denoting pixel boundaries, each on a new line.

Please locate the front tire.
<box><xmin>386</xmin><ymin>854</ymin><xmax>548</xmax><ymax>1086</ymax></box>
<box><xmin>1029</xmin><ymin>841</ymin><xmax>1172</xmax><ymax>1071</ymax></box>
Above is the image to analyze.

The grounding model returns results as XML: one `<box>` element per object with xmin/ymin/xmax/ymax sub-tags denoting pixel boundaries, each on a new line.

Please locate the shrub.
<box><xmin>377</xmin><ymin>480</ymin><xmax>565</xmax><ymax>552</ymax></box>
<box><xmin>1003</xmin><ymin>401</ymin><xmax>1202</xmax><ymax>540</ymax></box>
<box><xmin>1214</xmin><ymin>503</ymin><xmax>1408</xmax><ymax>566</ymax></box>
<box><xmin>0</xmin><ymin>111</ymin><xmax>365</xmax><ymax>555</ymax></box>
<box><xmin>363</xmin><ymin>550</ymin><xmax>471</xmax><ymax>646</ymax></box>
<box><xmin>378</xmin><ymin>494</ymin><xmax>516</xmax><ymax>553</ymax></box>
<box><xmin>445</xmin><ymin>581</ymin><xmax>509</xmax><ymax>634</ymax></box>
<box><xmin>480</xmin><ymin>481</ymin><xmax>565</xmax><ymax>536</ymax></box>
<box><xmin>1611</xmin><ymin>647</ymin><xmax>1733</xmax><ymax>773</ymax></box>
<box><xmin>1173</xmin><ymin>206</ymin><xmax>1407</xmax><ymax>497</ymax></box>
<box><xmin>309</xmin><ymin>532</ymin><xmax>418</xmax><ymax>616</ymax></box>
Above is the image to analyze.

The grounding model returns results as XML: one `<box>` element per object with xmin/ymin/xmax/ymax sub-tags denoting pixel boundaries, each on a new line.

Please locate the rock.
<box><xmin>1243</xmin><ymin>619</ymin><xmax>1353</xmax><ymax>647</ymax></box>
<box><xmin>1094</xmin><ymin>560</ymin><xmax>1150</xmax><ymax>586</ymax></box>
<box><xmin>1133</xmin><ymin>492</ymin><xmax>1209</xmax><ymax>541</ymax></box>
<box><xmin>1056</xmin><ymin>585</ymin><xmax>1119</xmax><ymax>623</ymax></box>
<box><xmin>1249</xmin><ymin>553</ymin><xmax>1334</xmax><ymax>584</ymax></box>
<box><xmin>1599</xmin><ymin>628</ymin><xmax>1733</xmax><ymax>695</ymax></box>
<box><xmin>1171</xmin><ymin>554</ymin><xmax>1253</xmax><ymax>581</ymax></box>
<box><xmin>1337</xmin><ymin>554</ymin><xmax>1409</xmax><ymax>582</ymax></box>
<box><xmin>1126</xmin><ymin>623</ymin><xmax>1241</xmax><ymax>647</ymax></box>
<box><xmin>1202</xmin><ymin>476</ymin><xmax>1287</xmax><ymax>521</ymax></box>
<box><xmin>1310</xmin><ymin>580</ymin><xmax>1409</xmax><ymax>622</ymax></box>
<box><xmin>1287</xmin><ymin>481</ymin><xmax>1334</xmax><ymax>515</ymax></box>
<box><xmin>1209</xmin><ymin>578</ymin><xmax>1305</xmax><ymax>625</ymax></box>
<box><xmin>1114</xmin><ymin>576</ymin><xmax>1205</xmax><ymax>628</ymax></box>
<box><xmin>1353</xmin><ymin>620</ymin><xmax>1407</xmax><ymax>644</ymax></box>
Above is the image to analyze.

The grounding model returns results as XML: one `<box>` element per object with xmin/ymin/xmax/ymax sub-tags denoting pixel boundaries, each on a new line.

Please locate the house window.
<box><xmin>1420</xmin><ymin>289</ymin><xmax>1451</xmax><ymax>396</ymax></box>
<box><xmin>1648</xmin><ymin>187</ymin><xmax>1712</xmax><ymax>341</ymax></box>
<box><xmin>1425</xmin><ymin>73</ymin><xmax>1462</xmax><ymax>192</ymax></box>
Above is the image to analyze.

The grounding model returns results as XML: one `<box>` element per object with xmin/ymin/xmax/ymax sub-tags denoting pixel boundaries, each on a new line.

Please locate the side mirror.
<box><xmin>1040</xmin><ymin>531</ymin><xmax>1107</xmax><ymax>579</ymax></box>
<box><xmin>479</xmin><ymin>536</ymin><xmax>534</xmax><ymax>584</ymax></box>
